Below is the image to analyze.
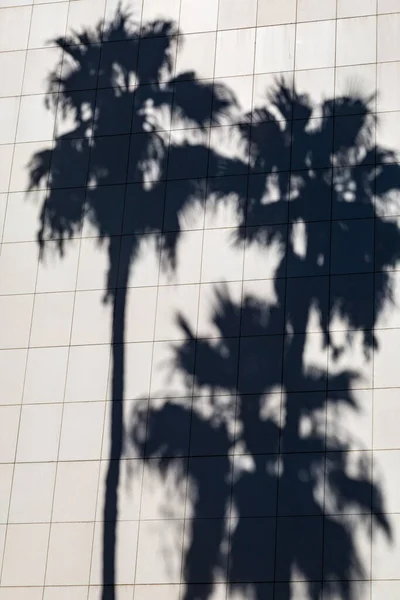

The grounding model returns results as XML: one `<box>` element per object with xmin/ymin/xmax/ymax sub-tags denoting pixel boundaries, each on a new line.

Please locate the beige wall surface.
<box><xmin>1</xmin><ymin>0</ymin><xmax>400</xmax><ymax>599</ymax></box>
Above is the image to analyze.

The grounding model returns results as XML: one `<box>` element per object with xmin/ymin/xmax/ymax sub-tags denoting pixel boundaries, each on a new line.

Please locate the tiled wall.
<box><xmin>1</xmin><ymin>0</ymin><xmax>400</xmax><ymax>599</ymax></box>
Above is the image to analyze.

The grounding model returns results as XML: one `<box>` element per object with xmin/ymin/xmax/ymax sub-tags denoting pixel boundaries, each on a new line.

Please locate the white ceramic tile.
<box><xmin>9</xmin><ymin>140</ymin><xmax>53</xmax><ymax>193</ymax></box>
<box><xmin>0</xmin><ymin>51</ymin><xmax>25</xmax><ymax>97</ymax></box>
<box><xmin>90</xmin><ymin>520</ymin><xmax>138</xmax><ymax>585</ymax></box>
<box><xmin>297</xmin><ymin>0</ymin><xmax>336</xmax><ymax>21</ymax></box>
<box><xmin>374</xmin><ymin>328</ymin><xmax>400</xmax><ymax>388</ymax></box>
<box><xmin>36</xmin><ymin>239</ymin><xmax>80</xmax><ymax>293</ymax></box>
<box><xmin>150</xmin><ymin>340</ymin><xmax>194</xmax><ymax>398</ymax></box>
<box><xmin>215</xmin><ymin>28</ymin><xmax>256</xmax><ymax>78</ymax></box>
<box><xmin>376</xmin><ymin>111</ymin><xmax>400</xmax><ymax>162</ymax></box>
<box><xmin>140</xmin><ymin>459</ymin><xmax>187</xmax><ymax>520</ymax></box>
<box><xmin>377</xmin><ymin>62</ymin><xmax>400</xmax><ymax>112</ymax></box>
<box><xmin>30</xmin><ymin>292</ymin><xmax>75</xmax><ymax>347</ymax></box>
<box><xmin>96</xmin><ymin>458</ymin><xmax>143</xmax><ymax>521</ymax></box>
<box><xmin>24</xmin><ymin>346</ymin><xmax>69</xmax><ymax>404</ymax></box>
<box><xmin>22</xmin><ymin>47</ymin><xmax>62</xmax><ymax>95</ymax></box>
<box><xmin>372</xmin><ymin>581</ymin><xmax>400</xmax><ymax>599</ymax></box>
<box><xmin>0</xmin><ymin>294</ymin><xmax>34</xmax><ymax>349</ymax></box>
<box><xmin>0</xmin><ymin>348</ymin><xmax>26</xmax><ymax>405</ymax></box>
<box><xmin>374</xmin><ymin>450</ymin><xmax>400</xmax><ymax>513</ymax></box>
<box><xmin>119</xmin><ymin>234</ymin><xmax>161</xmax><ymax>288</ymax></box>
<box><xmin>123</xmin><ymin>286</ymin><xmax>158</xmax><ymax>343</ymax></box>
<box><xmin>324</xmin><ymin>513</ymin><xmax>371</xmax><ymax>580</ymax></box>
<box><xmin>141</xmin><ymin>0</ymin><xmax>181</xmax><ymax>23</ymax></box>
<box><xmin>244</xmin><ymin>225</ymin><xmax>286</xmax><ymax>280</ymax></box>
<box><xmin>373</xmin><ymin>389</ymin><xmax>400</xmax><ymax>450</ymax></box>
<box><xmin>378</xmin><ymin>0</ymin><xmax>400</xmax><ymax>13</ymax></box>
<box><xmin>77</xmin><ymin>237</ymin><xmax>112</xmax><ymax>291</ymax></box>
<box><xmin>17</xmin><ymin>94</ymin><xmax>56</xmax><ymax>143</ymax></box>
<box><xmin>135</xmin><ymin>519</ymin><xmax>184</xmax><ymax>584</ymax></box>
<box><xmin>46</xmin><ymin>522</ymin><xmax>94</xmax><ymax>585</ymax></box>
<box><xmin>66</xmin><ymin>0</ymin><xmax>105</xmax><ymax>35</ymax></box>
<box><xmin>327</xmin><ymin>390</ymin><xmax>373</xmax><ymax>451</ymax></box>
<box><xmin>175</xmin><ymin>32</ymin><xmax>216</xmax><ymax>81</ymax></box>
<box><xmin>71</xmin><ymin>290</ymin><xmax>113</xmax><ymax>345</ymax></box>
<box><xmin>53</xmin><ymin>460</ymin><xmax>99</xmax><ymax>522</ymax></box>
<box><xmin>218</xmin><ymin>0</ymin><xmax>257</xmax><ymax>30</ymax></box>
<box><xmin>258</xmin><ymin>0</ymin><xmax>296</xmax><ymax>26</ymax></box>
<box><xmin>372</xmin><ymin>512</ymin><xmax>400</xmax><ymax>579</ymax></box>
<box><xmin>255</xmin><ymin>24</ymin><xmax>296</xmax><ymax>74</ymax></box>
<box><xmin>295</xmin><ymin>20</ymin><xmax>336</xmax><ymax>70</ymax></box>
<box><xmin>65</xmin><ymin>344</ymin><xmax>110</xmax><ymax>403</ymax></box>
<box><xmin>159</xmin><ymin>230</ymin><xmax>203</xmax><ymax>286</ymax></box>
<box><xmin>134</xmin><ymin>585</ymin><xmax>181</xmax><ymax>600</ymax></box>
<box><xmin>16</xmin><ymin>403</ymin><xmax>62</xmax><ymax>462</ymax></box>
<box><xmin>0</xmin><ymin>463</ymin><xmax>13</xmax><ymax>522</ymax></box>
<box><xmin>179</xmin><ymin>0</ymin><xmax>218</xmax><ymax>34</ymax></box>
<box><xmin>28</xmin><ymin>3</ymin><xmax>69</xmax><ymax>49</ymax></box>
<box><xmin>338</xmin><ymin>0</ymin><xmax>377</xmax><ymax>17</ymax></box>
<box><xmin>328</xmin><ymin>330</ymin><xmax>372</xmax><ymax>390</ymax></box>
<box><xmin>9</xmin><ymin>462</ymin><xmax>56</xmax><ymax>523</ymax></box>
<box><xmin>0</xmin><ymin>241</ymin><xmax>38</xmax><ymax>295</ymax></box>
<box><xmin>59</xmin><ymin>401</ymin><xmax>104</xmax><ymax>461</ymax></box>
<box><xmin>0</xmin><ymin>6</ymin><xmax>31</xmax><ymax>51</ymax></box>
<box><xmin>335</xmin><ymin>63</ymin><xmax>377</xmax><ymax>112</ymax></box>
<box><xmin>294</xmin><ymin>68</ymin><xmax>334</xmax><ymax>118</ymax></box>
<box><xmin>337</xmin><ymin>16</ymin><xmax>377</xmax><ymax>67</ymax></box>
<box><xmin>117</xmin><ymin>341</ymin><xmax>153</xmax><ymax>401</ymax></box>
<box><xmin>0</xmin><ymin>588</ymin><xmax>44</xmax><ymax>600</ymax></box>
<box><xmin>2</xmin><ymin>523</ymin><xmax>49</xmax><ymax>586</ymax></box>
<box><xmin>0</xmin><ymin>145</ymin><xmax>13</xmax><ymax>193</ymax></box>
<box><xmin>44</xmin><ymin>587</ymin><xmax>88</xmax><ymax>600</ymax></box>
<box><xmin>3</xmin><ymin>190</ymin><xmax>45</xmax><ymax>243</ymax></box>
<box><xmin>201</xmin><ymin>227</ymin><xmax>244</xmax><ymax>283</ymax></box>
<box><xmin>378</xmin><ymin>13</ymin><xmax>400</xmax><ymax>62</ymax></box>
<box><xmin>0</xmin><ymin>96</ymin><xmax>20</xmax><ymax>144</ymax></box>
<box><xmin>155</xmin><ymin>283</ymin><xmax>199</xmax><ymax>341</ymax></box>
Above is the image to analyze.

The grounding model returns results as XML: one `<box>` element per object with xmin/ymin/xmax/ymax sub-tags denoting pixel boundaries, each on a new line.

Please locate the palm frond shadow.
<box><xmin>25</xmin><ymin>5</ymin><xmax>400</xmax><ymax>600</ymax></box>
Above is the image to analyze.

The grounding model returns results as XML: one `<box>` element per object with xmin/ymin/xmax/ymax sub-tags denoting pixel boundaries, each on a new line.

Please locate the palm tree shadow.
<box><xmin>27</xmin><ymin>6</ymin><xmax>236</xmax><ymax>600</ymax></box>
<box><xmin>130</xmin><ymin>84</ymin><xmax>400</xmax><ymax>600</ymax></box>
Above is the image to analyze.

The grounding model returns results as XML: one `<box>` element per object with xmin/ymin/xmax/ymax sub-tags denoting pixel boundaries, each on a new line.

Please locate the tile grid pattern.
<box><xmin>0</xmin><ymin>0</ymin><xmax>400</xmax><ymax>599</ymax></box>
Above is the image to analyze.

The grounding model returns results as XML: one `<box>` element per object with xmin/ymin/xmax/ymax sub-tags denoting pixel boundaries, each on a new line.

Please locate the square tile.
<box><xmin>134</xmin><ymin>585</ymin><xmax>180</xmax><ymax>600</ymax></box>
<box><xmin>372</xmin><ymin>581</ymin><xmax>400</xmax><ymax>599</ymax></box>
<box><xmin>297</xmin><ymin>0</ymin><xmax>336</xmax><ymax>21</ymax></box>
<box><xmin>118</xmin><ymin>235</ymin><xmax>160</xmax><ymax>289</ymax></box>
<box><xmin>378</xmin><ymin>62</ymin><xmax>400</xmax><ymax>113</ymax></box>
<box><xmin>36</xmin><ymin>239</ymin><xmax>80</xmax><ymax>293</ymax></box>
<box><xmin>374</xmin><ymin>450</ymin><xmax>400</xmax><ymax>513</ymax></box>
<box><xmin>292</xmin><ymin>117</ymin><xmax>333</xmax><ymax>170</ymax></box>
<box><xmin>164</xmin><ymin>178</ymin><xmax>205</xmax><ymax>231</ymax></box>
<box><xmin>0</xmin><ymin>50</ymin><xmax>25</xmax><ymax>97</ymax></box>
<box><xmin>142</xmin><ymin>0</ymin><xmax>181</xmax><ymax>22</ymax></box>
<box><xmin>0</xmin><ymin>6</ymin><xmax>31</xmax><ymax>51</ymax></box>
<box><xmin>215</xmin><ymin>29</ymin><xmax>256</xmax><ymax>78</ymax></box>
<box><xmin>338</xmin><ymin>0</ymin><xmax>377</xmax><ymax>17</ymax></box>
<box><xmin>9</xmin><ymin>140</ymin><xmax>52</xmax><ymax>192</ymax></box>
<box><xmin>150</xmin><ymin>340</ymin><xmax>195</xmax><ymax>399</ymax></box>
<box><xmin>159</xmin><ymin>230</ymin><xmax>203</xmax><ymax>286</ymax></box>
<box><xmin>328</xmin><ymin>329</ymin><xmax>373</xmax><ymax>390</ymax></box>
<box><xmin>28</xmin><ymin>3</ymin><xmax>69</xmax><ymax>49</ymax></box>
<box><xmin>325</xmin><ymin>514</ymin><xmax>371</xmax><ymax>580</ymax></box>
<box><xmin>0</xmin><ymin>463</ymin><xmax>13</xmax><ymax>522</ymax></box>
<box><xmin>71</xmin><ymin>290</ymin><xmax>113</xmax><ymax>345</ymax></box>
<box><xmin>175</xmin><ymin>32</ymin><xmax>216</xmax><ymax>81</ymax></box>
<box><xmin>330</xmin><ymin>219</ymin><xmax>374</xmax><ymax>275</ymax></box>
<box><xmin>53</xmin><ymin>460</ymin><xmax>99</xmax><ymax>522</ymax></box>
<box><xmin>90</xmin><ymin>520</ymin><xmax>138</xmax><ymax>585</ymax></box>
<box><xmin>0</xmin><ymin>405</ymin><xmax>20</xmax><ymax>462</ymax></box>
<box><xmin>275</xmin><ymin>516</ymin><xmax>323</xmax><ymax>581</ymax></box>
<box><xmin>9</xmin><ymin>462</ymin><xmax>56</xmax><ymax>523</ymax></box>
<box><xmin>83</xmin><ymin>184</ymin><xmax>125</xmax><ymax>238</ymax></box>
<box><xmin>155</xmin><ymin>283</ymin><xmax>199</xmax><ymax>341</ymax></box>
<box><xmin>373</xmin><ymin>389</ymin><xmax>400</xmax><ymax>450</ymax></box>
<box><xmin>376</xmin><ymin>111</ymin><xmax>400</xmax><ymax>162</ymax></box>
<box><xmin>372</xmin><ymin>512</ymin><xmax>400</xmax><ymax>579</ymax></box>
<box><xmin>123</xmin><ymin>183</ymin><xmax>164</xmax><ymax>235</ymax></box>
<box><xmin>286</xmin><ymin>332</ymin><xmax>328</xmax><ymax>391</ymax></box>
<box><xmin>286</xmin><ymin>276</ymin><xmax>329</xmax><ymax>333</ymax></box>
<box><xmin>238</xmin><ymin>335</ymin><xmax>283</xmax><ymax>394</ymax></box>
<box><xmin>17</xmin><ymin>94</ymin><xmax>56</xmax><ymax>143</ymax></box>
<box><xmin>337</xmin><ymin>16</ymin><xmax>377</xmax><ymax>67</ymax></box>
<box><xmin>233</xmin><ymin>453</ymin><xmax>278</xmax><ymax>516</ymax></box>
<box><xmin>44</xmin><ymin>588</ymin><xmax>88</xmax><ymax>600</ymax></box>
<box><xmin>218</xmin><ymin>0</ymin><xmax>257</xmax><ymax>30</ymax></box>
<box><xmin>201</xmin><ymin>227</ymin><xmax>244</xmax><ymax>283</ymax></box>
<box><xmin>335</xmin><ymin>63</ymin><xmax>377</xmax><ymax>113</ymax></box>
<box><xmin>120</xmin><ymin>341</ymin><xmax>153</xmax><ymax>401</ymax></box>
<box><xmin>287</xmin><ymin>221</ymin><xmax>331</xmax><ymax>277</ymax></box>
<box><xmin>294</xmin><ymin>68</ymin><xmax>335</xmax><ymax>119</ymax></box>
<box><xmin>46</xmin><ymin>522</ymin><xmax>94</xmax><ymax>585</ymax></box>
<box><xmin>242</xmin><ymin>278</ymin><xmax>285</xmax><ymax>336</ymax></box>
<box><xmin>0</xmin><ymin>96</ymin><xmax>19</xmax><ymax>144</ymax></box>
<box><xmin>243</xmin><ymin>225</ymin><xmax>287</xmax><ymax>280</ymax></box>
<box><xmin>137</xmin><ymin>34</ymin><xmax>177</xmax><ymax>84</ymax></box>
<box><xmin>24</xmin><ymin>346</ymin><xmax>69</xmax><ymax>404</ymax></box>
<box><xmin>141</xmin><ymin>458</ymin><xmax>187</xmax><ymax>520</ymax></box>
<box><xmin>0</xmin><ymin>588</ymin><xmax>43</xmax><ymax>600</ymax></box>
<box><xmin>59</xmin><ymin>401</ymin><xmax>105</xmax><ymax>461</ymax></box>
<box><xmin>182</xmin><ymin>517</ymin><xmax>228</xmax><ymax>582</ymax></box>
<box><xmin>65</xmin><ymin>344</ymin><xmax>110</xmax><ymax>403</ymax></box>
<box><xmin>278</xmin><ymin>454</ymin><xmax>325</xmax><ymax>515</ymax></box>
<box><xmin>228</xmin><ymin>517</ymin><xmax>276</xmax><ymax>582</ymax></box>
<box><xmin>22</xmin><ymin>47</ymin><xmax>62</xmax><ymax>95</ymax></box>
<box><xmin>0</xmin><ymin>349</ymin><xmax>27</xmax><ymax>405</ymax></box>
<box><xmin>327</xmin><ymin>389</ymin><xmax>372</xmax><ymax>451</ymax></box>
<box><xmin>77</xmin><ymin>237</ymin><xmax>113</xmax><ymax>292</ymax></box>
<box><xmin>167</xmin><ymin>134</ymin><xmax>210</xmax><ymax>181</ymax></box>
<box><xmin>329</xmin><ymin>273</ymin><xmax>374</xmax><ymax>331</ymax></box>
<box><xmin>16</xmin><ymin>404</ymin><xmax>62</xmax><ymax>462</ymax></box>
<box><xmin>0</xmin><ymin>241</ymin><xmax>38</xmax><ymax>295</ymax></box>
<box><xmin>378</xmin><ymin>13</ymin><xmax>400</xmax><ymax>62</ymax></box>
<box><xmin>135</xmin><ymin>520</ymin><xmax>184</xmax><ymax>584</ymax></box>
<box><xmin>121</xmin><ymin>286</ymin><xmax>157</xmax><ymax>343</ymax></box>
<box><xmin>378</xmin><ymin>0</ymin><xmax>400</xmax><ymax>12</ymax></box>
<box><xmin>234</xmin><ymin>393</ymin><xmax>281</xmax><ymax>454</ymax></box>
<box><xmin>96</xmin><ymin>458</ymin><xmax>143</xmax><ymax>522</ymax></box>
<box><xmin>194</xmin><ymin>336</ymin><xmax>239</xmax><ymax>397</ymax></box>
<box><xmin>2</xmin><ymin>523</ymin><xmax>49</xmax><ymax>586</ymax></box>
<box><xmin>179</xmin><ymin>0</ymin><xmax>218</xmax><ymax>33</ymax></box>
<box><xmin>255</xmin><ymin>25</ymin><xmax>296</xmax><ymax>74</ymax></box>
<box><xmin>93</xmin><ymin>88</ymin><xmax>133</xmax><ymax>137</ymax></box>
<box><xmin>89</xmin><ymin>135</ymin><xmax>130</xmax><ymax>186</ymax></box>
<box><xmin>197</xmin><ymin>280</ymin><xmax>242</xmax><ymax>338</ymax></box>
<box><xmin>48</xmin><ymin>137</ymin><xmax>90</xmax><ymax>189</ymax></box>
<box><xmin>66</xmin><ymin>0</ymin><xmax>105</xmax><ymax>35</ymax></box>
<box><xmin>295</xmin><ymin>20</ymin><xmax>336</xmax><ymax>70</ymax></box>
<box><xmin>0</xmin><ymin>294</ymin><xmax>34</xmax><ymax>349</ymax></box>
<box><xmin>30</xmin><ymin>292</ymin><xmax>75</xmax><ymax>347</ymax></box>
<box><xmin>374</xmin><ymin>328</ymin><xmax>400</xmax><ymax>388</ymax></box>
<box><xmin>257</xmin><ymin>0</ymin><xmax>296</xmax><ymax>26</ymax></box>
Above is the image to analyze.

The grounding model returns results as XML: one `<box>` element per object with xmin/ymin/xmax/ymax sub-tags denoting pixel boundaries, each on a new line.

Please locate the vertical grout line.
<box><xmin>271</xmin><ymin>1</ymin><xmax>298</xmax><ymax>597</ymax></box>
